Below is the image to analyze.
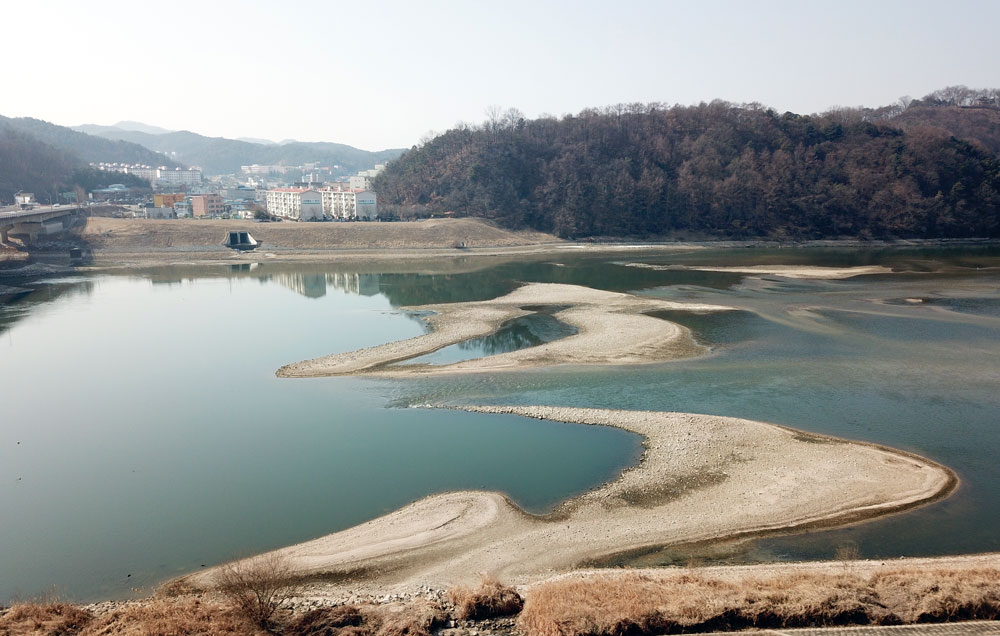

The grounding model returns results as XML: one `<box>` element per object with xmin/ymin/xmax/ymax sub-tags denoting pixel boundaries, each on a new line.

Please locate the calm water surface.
<box><xmin>2</xmin><ymin>246</ymin><xmax>999</xmax><ymax>601</ymax></box>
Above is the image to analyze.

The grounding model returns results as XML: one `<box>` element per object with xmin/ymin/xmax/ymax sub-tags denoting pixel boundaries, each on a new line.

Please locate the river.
<box><xmin>1</xmin><ymin>245</ymin><xmax>998</xmax><ymax>601</ymax></box>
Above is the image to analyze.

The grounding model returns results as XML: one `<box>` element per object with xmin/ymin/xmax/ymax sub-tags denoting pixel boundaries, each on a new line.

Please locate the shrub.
<box><xmin>448</xmin><ymin>575</ymin><xmax>523</xmax><ymax>620</ymax></box>
<box><xmin>215</xmin><ymin>553</ymin><xmax>298</xmax><ymax>628</ymax></box>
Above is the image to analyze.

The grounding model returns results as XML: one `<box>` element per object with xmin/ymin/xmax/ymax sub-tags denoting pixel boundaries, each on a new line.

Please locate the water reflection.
<box><xmin>399</xmin><ymin>309</ymin><xmax>578</xmax><ymax>366</ymax></box>
<box><xmin>269</xmin><ymin>272</ymin><xmax>382</xmax><ymax>298</ymax></box>
<box><xmin>0</xmin><ymin>279</ymin><xmax>95</xmax><ymax>336</ymax></box>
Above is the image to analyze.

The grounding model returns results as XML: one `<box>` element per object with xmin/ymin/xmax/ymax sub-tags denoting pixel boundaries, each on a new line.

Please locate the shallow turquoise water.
<box><xmin>2</xmin><ymin>246</ymin><xmax>999</xmax><ymax>601</ymax></box>
<box><xmin>0</xmin><ymin>273</ymin><xmax>641</xmax><ymax>602</ymax></box>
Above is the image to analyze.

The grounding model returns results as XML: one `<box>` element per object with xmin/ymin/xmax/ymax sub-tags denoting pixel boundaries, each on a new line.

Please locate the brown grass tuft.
<box><xmin>77</xmin><ymin>598</ymin><xmax>264</xmax><ymax>636</ymax></box>
<box><xmin>448</xmin><ymin>575</ymin><xmax>524</xmax><ymax>620</ymax></box>
<box><xmin>0</xmin><ymin>602</ymin><xmax>93</xmax><ymax>636</ymax></box>
<box><xmin>518</xmin><ymin>568</ymin><xmax>1000</xmax><ymax>636</ymax></box>
<box><xmin>285</xmin><ymin>605</ymin><xmax>366</xmax><ymax>636</ymax></box>
<box><xmin>374</xmin><ymin>600</ymin><xmax>447</xmax><ymax>636</ymax></box>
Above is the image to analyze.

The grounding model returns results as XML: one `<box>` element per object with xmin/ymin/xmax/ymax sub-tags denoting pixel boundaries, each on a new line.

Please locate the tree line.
<box><xmin>372</xmin><ymin>87</ymin><xmax>1000</xmax><ymax>239</ymax></box>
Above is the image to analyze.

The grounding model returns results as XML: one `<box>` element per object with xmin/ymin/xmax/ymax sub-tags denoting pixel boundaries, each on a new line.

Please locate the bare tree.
<box><xmin>216</xmin><ymin>553</ymin><xmax>298</xmax><ymax>628</ymax></box>
<box><xmin>484</xmin><ymin>105</ymin><xmax>504</xmax><ymax>141</ymax></box>
<box><xmin>502</xmin><ymin>107</ymin><xmax>525</xmax><ymax>133</ymax></box>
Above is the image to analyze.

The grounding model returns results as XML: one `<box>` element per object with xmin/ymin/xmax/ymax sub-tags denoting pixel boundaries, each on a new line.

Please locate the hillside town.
<box><xmin>82</xmin><ymin>161</ymin><xmax>384</xmax><ymax>221</ymax></box>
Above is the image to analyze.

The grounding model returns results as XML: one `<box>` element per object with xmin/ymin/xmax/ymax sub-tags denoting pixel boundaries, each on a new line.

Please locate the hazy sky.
<box><xmin>4</xmin><ymin>0</ymin><xmax>998</xmax><ymax>150</ymax></box>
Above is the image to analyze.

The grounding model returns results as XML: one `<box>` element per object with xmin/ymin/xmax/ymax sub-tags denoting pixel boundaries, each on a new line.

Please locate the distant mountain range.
<box><xmin>0</xmin><ymin>113</ymin><xmax>406</xmax><ymax>202</ymax></box>
<box><xmin>1</xmin><ymin>115</ymin><xmax>180</xmax><ymax>169</ymax></box>
<box><xmin>0</xmin><ymin>116</ymin><xmax>170</xmax><ymax>203</ymax></box>
<box><xmin>71</xmin><ymin>122</ymin><xmax>406</xmax><ymax>176</ymax></box>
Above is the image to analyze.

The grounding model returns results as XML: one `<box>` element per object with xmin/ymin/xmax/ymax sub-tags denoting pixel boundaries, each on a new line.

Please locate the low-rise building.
<box><xmin>266</xmin><ymin>188</ymin><xmax>323</xmax><ymax>220</ymax></box>
<box><xmin>153</xmin><ymin>193</ymin><xmax>186</xmax><ymax>208</ymax></box>
<box><xmin>14</xmin><ymin>192</ymin><xmax>36</xmax><ymax>209</ymax></box>
<box><xmin>145</xmin><ymin>207</ymin><xmax>176</xmax><ymax>219</ymax></box>
<box><xmin>190</xmin><ymin>194</ymin><xmax>225</xmax><ymax>217</ymax></box>
<box><xmin>174</xmin><ymin>201</ymin><xmax>193</xmax><ymax>217</ymax></box>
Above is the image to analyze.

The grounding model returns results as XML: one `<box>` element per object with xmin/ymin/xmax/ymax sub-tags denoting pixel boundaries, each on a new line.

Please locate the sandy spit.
<box><xmin>277</xmin><ymin>283</ymin><xmax>732</xmax><ymax>377</ymax></box>
<box><xmin>182</xmin><ymin>406</ymin><xmax>954</xmax><ymax>598</ymax></box>
<box><xmin>623</xmin><ymin>262</ymin><xmax>894</xmax><ymax>279</ymax></box>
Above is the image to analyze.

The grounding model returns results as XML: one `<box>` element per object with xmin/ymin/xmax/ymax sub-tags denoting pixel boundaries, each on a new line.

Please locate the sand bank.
<box><xmin>277</xmin><ymin>283</ymin><xmax>731</xmax><ymax>377</ymax></box>
<box><xmin>623</xmin><ymin>262</ymin><xmax>893</xmax><ymax>279</ymax></box>
<box><xmin>183</xmin><ymin>406</ymin><xmax>954</xmax><ymax>597</ymax></box>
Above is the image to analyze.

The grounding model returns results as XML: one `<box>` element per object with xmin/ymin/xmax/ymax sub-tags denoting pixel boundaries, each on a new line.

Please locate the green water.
<box><xmin>2</xmin><ymin>245</ymin><xmax>999</xmax><ymax>601</ymax></box>
<box><xmin>398</xmin><ymin>310</ymin><xmax>578</xmax><ymax>366</ymax></box>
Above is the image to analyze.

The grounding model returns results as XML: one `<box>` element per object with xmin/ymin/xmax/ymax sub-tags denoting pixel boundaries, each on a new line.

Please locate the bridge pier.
<box><xmin>0</xmin><ymin>227</ymin><xmax>8</xmax><ymax>245</ymax></box>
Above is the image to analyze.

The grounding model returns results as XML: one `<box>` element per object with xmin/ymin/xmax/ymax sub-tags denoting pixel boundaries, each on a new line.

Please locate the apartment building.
<box><xmin>266</xmin><ymin>188</ymin><xmax>323</xmax><ymax>220</ymax></box>
<box><xmin>319</xmin><ymin>187</ymin><xmax>377</xmax><ymax>220</ymax></box>
<box><xmin>190</xmin><ymin>194</ymin><xmax>225</xmax><ymax>217</ymax></box>
<box><xmin>156</xmin><ymin>168</ymin><xmax>203</xmax><ymax>188</ymax></box>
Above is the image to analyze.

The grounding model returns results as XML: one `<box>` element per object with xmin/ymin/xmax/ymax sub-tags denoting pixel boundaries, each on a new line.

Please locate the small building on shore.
<box><xmin>14</xmin><ymin>192</ymin><xmax>36</xmax><ymax>209</ymax></box>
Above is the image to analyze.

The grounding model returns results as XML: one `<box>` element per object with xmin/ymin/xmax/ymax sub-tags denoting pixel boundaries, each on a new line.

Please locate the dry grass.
<box><xmin>0</xmin><ymin>601</ymin><xmax>93</xmax><ymax>635</ymax></box>
<box><xmin>448</xmin><ymin>575</ymin><xmax>524</xmax><ymax>620</ymax></box>
<box><xmin>77</xmin><ymin>217</ymin><xmax>557</xmax><ymax>251</ymax></box>
<box><xmin>78</xmin><ymin>598</ymin><xmax>264</xmax><ymax>636</ymax></box>
<box><xmin>285</xmin><ymin>605</ymin><xmax>365</xmax><ymax>636</ymax></box>
<box><xmin>373</xmin><ymin>600</ymin><xmax>448</xmax><ymax>636</ymax></box>
<box><xmin>518</xmin><ymin>567</ymin><xmax>1000</xmax><ymax>636</ymax></box>
<box><xmin>282</xmin><ymin>600</ymin><xmax>446</xmax><ymax>636</ymax></box>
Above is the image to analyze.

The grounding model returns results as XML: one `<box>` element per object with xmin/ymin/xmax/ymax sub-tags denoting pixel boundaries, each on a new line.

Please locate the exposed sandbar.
<box><xmin>623</xmin><ymin>262</ymin><xmax>893</xmax><ymax>279</ymax></box>
<box><xmin>183</xmin><ymin>406</ymin><xmax>954</xmax><ymax>597</ymax></box>
<box><xmin>277</xmin><ymin>283</ymin><xmax>731</xmax><ymax>377</ymax></box>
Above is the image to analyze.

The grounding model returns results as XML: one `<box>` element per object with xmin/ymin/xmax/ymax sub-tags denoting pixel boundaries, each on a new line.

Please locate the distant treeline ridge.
<box><xmin>373</xmin><ymin>86</ymin><xmax>1000</xmax><ymax>239</ymax></box>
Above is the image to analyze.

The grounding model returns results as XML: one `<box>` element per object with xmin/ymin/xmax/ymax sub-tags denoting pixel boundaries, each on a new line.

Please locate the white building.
<box><xmin>156</xmin><ymin>168</ymin><xmax>203</xmax><ymax>188</ymax></box>
<box><xmin>348</xmin><ymin>163</ymin><xmax>386</xmax><ymax>191</ymax></box>
<box><xmin>266</xmin><ymin>188</ymin><xmax>324</xmax><ymax>220</ymax></box>
<box><xmin>319</xmin><ymin>187</ymin><xmax>377</xmax><ymax>220</ymax></box>
<box><xmin>14</xmin><ymin>192</ymin><xmax>36</xmax><ymax>209</ymax></box>
<box><xmin>127</xmin><ymin>166</ymin><xmax>159</xmax><ymax>182</ymax></box>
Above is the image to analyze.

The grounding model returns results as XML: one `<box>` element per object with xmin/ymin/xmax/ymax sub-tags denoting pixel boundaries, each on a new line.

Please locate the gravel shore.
<box><xmin>180</xmin><ymin>406</ymin><xmax>954</xmax><ymax>600</ymax></box>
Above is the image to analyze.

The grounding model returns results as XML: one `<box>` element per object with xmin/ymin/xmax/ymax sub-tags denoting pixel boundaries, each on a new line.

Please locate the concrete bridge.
<box><xmin>0</xmin><ymin>204</ymin><xmax>91</xmax><ymax>244</ymax></box>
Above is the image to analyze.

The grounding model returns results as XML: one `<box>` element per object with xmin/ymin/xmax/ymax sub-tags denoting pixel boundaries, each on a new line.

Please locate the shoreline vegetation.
<box><xmin>5</xmin><ymin>557</ymin><xmax>1000</xmax><ymax>636</ymax></box>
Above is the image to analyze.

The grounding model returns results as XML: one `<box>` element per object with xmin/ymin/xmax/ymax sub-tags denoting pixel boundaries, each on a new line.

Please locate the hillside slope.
<box><xmin>373</xmin><ymin>98</ymin><xmax>1000</xmax><ymax>239</ymax></box>
<box><xmin>0</xmin><ymin>115</ymin><xmax>177</xmax><ymax>168</ymax></box>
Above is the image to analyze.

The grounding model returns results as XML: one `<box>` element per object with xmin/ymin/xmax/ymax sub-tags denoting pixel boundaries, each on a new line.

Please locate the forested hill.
<box><xmin>373</xmin><ymin>89</ymin><xmax>1000</xmax><ymax>239</ymax></box>
<box><xmin>0</xmin><ymin>115</ymin><xmax>178</xmax><ymax>169</ymax></box>
<box><xmin>0</xmin><ymin>126</ymin><xmax>150</xmax><ymax>203</ymax></box>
